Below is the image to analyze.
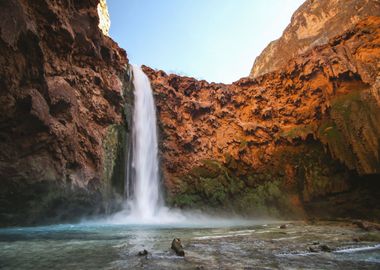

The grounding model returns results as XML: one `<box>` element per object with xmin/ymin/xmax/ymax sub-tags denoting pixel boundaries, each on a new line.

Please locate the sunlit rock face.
<box><xmin>145</xmin><ymin>16</ymin><xmax>380</xmax><ymax>219</ymax></box>
<box><xmin>97</xmin><ymin>0</ymin><xmax>110</xmax><ymax>36</ymax></box>
<box><xmin>0</xmin><ymin>0</ymin><xmax>130</xmax><ymax>226</ymax></box>
<box><xmin>250</xmin><ymin>0</ymin><xmax>380</xmax><ymax>78</ymax></box>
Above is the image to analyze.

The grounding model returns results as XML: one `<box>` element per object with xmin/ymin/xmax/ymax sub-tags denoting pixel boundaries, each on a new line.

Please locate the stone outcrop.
<box><xmin>145</xmin><ymin>16</ymin><xmax>380</xmax><ymax>220</ymax></box>
<box><xmin>250</xmin><ymin>0</ymin><xmax>380</xmax><ymax>78</ymax></box>
<box><xmin>97</xmin><ymin>0</ymin><xmax>110</xmax><ymax>36</ymax></box>
<box><xmin>0</xmin><ymin>0</ymin><xmax>131</xmax><ymax>226</ymax></box>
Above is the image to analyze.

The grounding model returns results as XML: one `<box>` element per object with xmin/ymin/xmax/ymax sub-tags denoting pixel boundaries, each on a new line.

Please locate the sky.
<box><xmin>107</xmin><ymin>0</ymin><xmax>305</xmax><ymax>83</ymax></box>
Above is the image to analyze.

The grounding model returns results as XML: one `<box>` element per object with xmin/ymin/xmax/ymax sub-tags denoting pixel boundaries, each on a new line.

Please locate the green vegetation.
<box><xmin>167</xmin><ymin>159</ymin><xmax>295</xmax><ymax>217</ymax></box>
<box><xmin>102</xmin><ymin>125</ymin><xmax>128</xmax><ymax>201</ymax></box>
<box><xmin>169</xmin><ymin>159</ymin><xmax>245</xmax><ymax>208</ymax></box>
<box><xmin>331</xmin><ymin>91</ymin><xmax>361</xmax><ymax>122</ymax></box>
<box><xmin>167</xmin><ymin>138</ymin><xmax>357</xmax><ymax>219</ymax></box>
<box><xmin>316</xmin><ymin>90</ymin><xmax>376</xmax><ymax>171</ymax></box>
<box><xmin>234</xmin><ymin>180</ymin><xmax>293</xmax><ymax>217</ymax></box>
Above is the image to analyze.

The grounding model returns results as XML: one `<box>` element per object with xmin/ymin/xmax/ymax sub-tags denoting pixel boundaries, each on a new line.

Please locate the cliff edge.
<box><xmin>250</xmin><ymin>0</ymin><xmax>380</xmax><ymax>78</ymax></box>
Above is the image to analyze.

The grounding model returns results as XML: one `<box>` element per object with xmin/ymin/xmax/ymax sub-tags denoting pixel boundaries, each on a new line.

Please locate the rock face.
<box><xmin>144</xmin><ymin>16</ymin><xmax>380</xmax><ymax>219</ymax></box>
<box><xmin>250</xmin><ymin>0</ymin><xmax>380</xmax><ymax>78</ymax></box>
<box><xmin>1</xmin><ymin>0</ymin><xmax>379</xmax><ymax>226</ymax></box>
<box><xmin>97</xmin><ymin>0</ymin><xmax>110</xmax><ymax>36</ymax></box>
<box><xmin>0</xmin><ymin>0</ymin><xmax>131</xmax><ymax>226</ymax></box>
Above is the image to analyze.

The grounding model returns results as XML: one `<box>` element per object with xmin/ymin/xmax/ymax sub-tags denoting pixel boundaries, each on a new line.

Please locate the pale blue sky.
<box><xmin>108</xmin><ymin>0</ymin><xmax>305</xmax><ymax>83</ymax></box>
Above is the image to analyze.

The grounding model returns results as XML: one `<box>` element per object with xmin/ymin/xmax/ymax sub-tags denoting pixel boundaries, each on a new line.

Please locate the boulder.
<box><xmin>171</xmin><ymin>238</ymin><xmax>185</xmax><ymax>256</ymax></box>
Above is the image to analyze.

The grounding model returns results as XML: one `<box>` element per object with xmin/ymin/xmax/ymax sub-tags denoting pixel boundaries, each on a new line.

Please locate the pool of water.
<box><xmin>0</xmin><ymin>220</ymin><xmax>379</xmax><ymax>269</ymax></box>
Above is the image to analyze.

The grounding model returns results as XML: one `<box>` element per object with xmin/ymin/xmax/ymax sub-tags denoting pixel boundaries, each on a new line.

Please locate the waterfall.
<box><xmin>109</xmin><ymin>65</ymin><xmax>185</xmax><ymax>224</ymax></box>
<box><xmin>106</xmin><ymin>66</ymin><xmax>253</xmax><ymax>225</ymax></box>
<box><xmin>127</xmin><ymin>65</ymin><xmax>162</xmax><ymax>220</ymax></box>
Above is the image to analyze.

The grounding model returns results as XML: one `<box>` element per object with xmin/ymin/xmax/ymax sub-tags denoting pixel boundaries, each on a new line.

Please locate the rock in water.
<box><xmin>353</xmin><ymin>220</ymin><xmax>380</xmax><ymax>231</ymax></box>
<box><xmin>320</xmin><ymin>244</ymin><xmax>332</xmax><ymax>252</ymax></box>
<box><xmin>309</xmin><ymin>246</ymin><xmax>318</xmax><ymax>253</ymax></box>
<box><xmin>171</xmin><ymin>238</ymin><xmax>185</xmax><ymax>256</ymax></box>
<box><xmin>137</xmin><ymin>249</ymin><xmax>148</xmax><ymax>256</ymax></box>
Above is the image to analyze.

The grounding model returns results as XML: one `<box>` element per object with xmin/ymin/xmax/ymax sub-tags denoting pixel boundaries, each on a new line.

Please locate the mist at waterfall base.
<box><xmin>98</xmin><ymin>65</ymin><xmax>256</xmax><ymax>227</ymax></box>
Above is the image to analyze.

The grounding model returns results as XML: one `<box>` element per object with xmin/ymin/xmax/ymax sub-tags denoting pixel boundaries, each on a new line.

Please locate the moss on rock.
<box><xmin>102</xmin><ymin>124</ymin><xmax>129</xmax><ymax>213</ymax></box>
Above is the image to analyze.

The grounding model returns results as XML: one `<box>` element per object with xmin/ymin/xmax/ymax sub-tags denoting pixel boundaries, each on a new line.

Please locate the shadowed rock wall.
<box><xmin>0</xmin><ymin>0</ymin><xmax>131</xmax><ymax>226</ymax></box>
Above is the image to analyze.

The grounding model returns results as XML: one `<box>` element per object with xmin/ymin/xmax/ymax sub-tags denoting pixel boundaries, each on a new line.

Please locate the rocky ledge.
<box><xmin>144</xmin><ymin>16</ymin><xmax>380</xmax><ymax>220</ymax></box>
<box><xmin>250</xmin><ymin>0</ymin><xmax>380</xmax><ymax>78</ymax></box>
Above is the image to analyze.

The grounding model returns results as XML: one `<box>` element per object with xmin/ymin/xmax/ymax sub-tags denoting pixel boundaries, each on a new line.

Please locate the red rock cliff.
<box><xmin>144</xmin><ymin>16</ymin><xmax>380</xmax><ymax>219</ymax></box>
<box><xmin>250</xmin><ymin>0</ymin><xmax>380</xmax><ymax>78</ymax></box>
<box><xmin>0</xmin><ymin>0</ymin><xmax>131</xmax><ymax>226</ymax></box>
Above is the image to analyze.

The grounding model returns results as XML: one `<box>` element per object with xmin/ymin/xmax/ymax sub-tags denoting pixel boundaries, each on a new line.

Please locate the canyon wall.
<box><xmin>250</xmin><ymin>0</ymin><xmax>380</xmax><ymax>78</ymax></box>
<box><xmin>97</xmin><ymin>0</ymin><xmax>110</xmax><ymax>36</ymax></box>
<box><xmin>1</xmin><ymin>0</ymin><xmax>379</xmax><ymax>226</ymax></box>
<box><xmin>0</xmin><ymin>0</ymin><xmax>131</xmax><ymax>226</ymax></box>
<box><xmin>145</xmin><ymin>16</ymin><xmax>380</xmax><ymax>220</ymax></box>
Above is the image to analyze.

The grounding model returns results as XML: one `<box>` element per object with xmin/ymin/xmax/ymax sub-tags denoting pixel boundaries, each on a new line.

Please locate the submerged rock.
<box><xmin>137</xmin><ymin>249</ymin><xmax>148</xmax><ymax>256</ymax></box>
<box><xmin>309</xmin><ymin>247</ymin><xmax>319</xmax><ymax>253</ymax></box>
<box><xmin>171</xmin><ymin>238</ymin><xmax>185</xmax><ymax>256</ymax></box>
<box><xmin>308</xmin><ymin>244</ymin><xmax>333</xmax><ymax>253</ymax></box>
<box><xmin>320</xmin><ymin>244</ymin><xmax>332</xmax><ymax>252</ymax></box>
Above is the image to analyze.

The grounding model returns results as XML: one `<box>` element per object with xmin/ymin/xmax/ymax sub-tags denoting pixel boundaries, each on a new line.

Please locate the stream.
<box><xmin>1</xmin><ymin>220</ymin><xmax>379</xmax><ymax>269</ymax></box>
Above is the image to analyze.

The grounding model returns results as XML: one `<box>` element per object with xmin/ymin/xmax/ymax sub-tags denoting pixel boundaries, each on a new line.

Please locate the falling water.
<box><xmin>128</xmin><ymin>65</ymin><xmax>162</xmax><ymax>220</ymax></box>
<box><xmin>109</xmin><ymin>66</ymin><xmax>218</xmax><ymax>224</ymax></box>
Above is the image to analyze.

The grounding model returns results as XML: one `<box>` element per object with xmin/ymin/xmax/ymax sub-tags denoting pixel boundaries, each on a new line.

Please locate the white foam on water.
<box><xmin>335</xmin><ymin>244</ymin><xmax>380</xmax><ymax>253</ymax></box>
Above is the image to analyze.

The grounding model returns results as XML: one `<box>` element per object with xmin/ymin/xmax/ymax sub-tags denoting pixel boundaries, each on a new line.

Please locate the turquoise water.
<box><xmin>0</xmin><ymin>221</ymin><xmax>379</xmax><ymax>269</ymax></box>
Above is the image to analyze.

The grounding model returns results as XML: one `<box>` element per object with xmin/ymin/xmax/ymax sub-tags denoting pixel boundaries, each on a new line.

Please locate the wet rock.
<box><xmin>358</xmin><ymin>233</ymin><xmax>380</xmax><ymax>242</ymax></box>
<box><xmin>309</xmin><ymin>246</ymin><xmax>319</xmax><ymax>253</ymax></box>
<box><xmin>137</xmin><ymin>249</ymin><xmax>148</xmax><ymax>256</ymax></box>
<box><xmin>320</xmin><ymin>244</ymin><xmax>332</xmax><ymax>252</ymax></box>
<box><xmin>280</xmin><ymin>224</ymin><xmax>287</xmax><ymax>229</ymax></box>
<box><xmin>308</xmin><ymin>244</ymin><xmax>332</xmax><ymax>253</ymax></box>
<box><xmin>308</xmin><ymin>218</ymin><xmax>317</xmax><ymax>225</ymax></box>
<box><xmin>353</xmin><ymin>220</ymin><xmax>380</xmax><ymax>231</ymax></box>
<box><xmin>171</xmin><ymin>238</ymin><xmax>185</xmax><ymax>256</ymax></box>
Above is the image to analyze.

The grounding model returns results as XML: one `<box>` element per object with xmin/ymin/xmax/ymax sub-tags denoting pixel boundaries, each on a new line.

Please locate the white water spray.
<box><xmin>106</xmin><ymin>66</ymin><xmax>254</xmax><ymax>226</ymax></box>
<box><xmin>129</xmin><ymin>65</ymin><xmax>162</xmax><ymax>219</ymax></box>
